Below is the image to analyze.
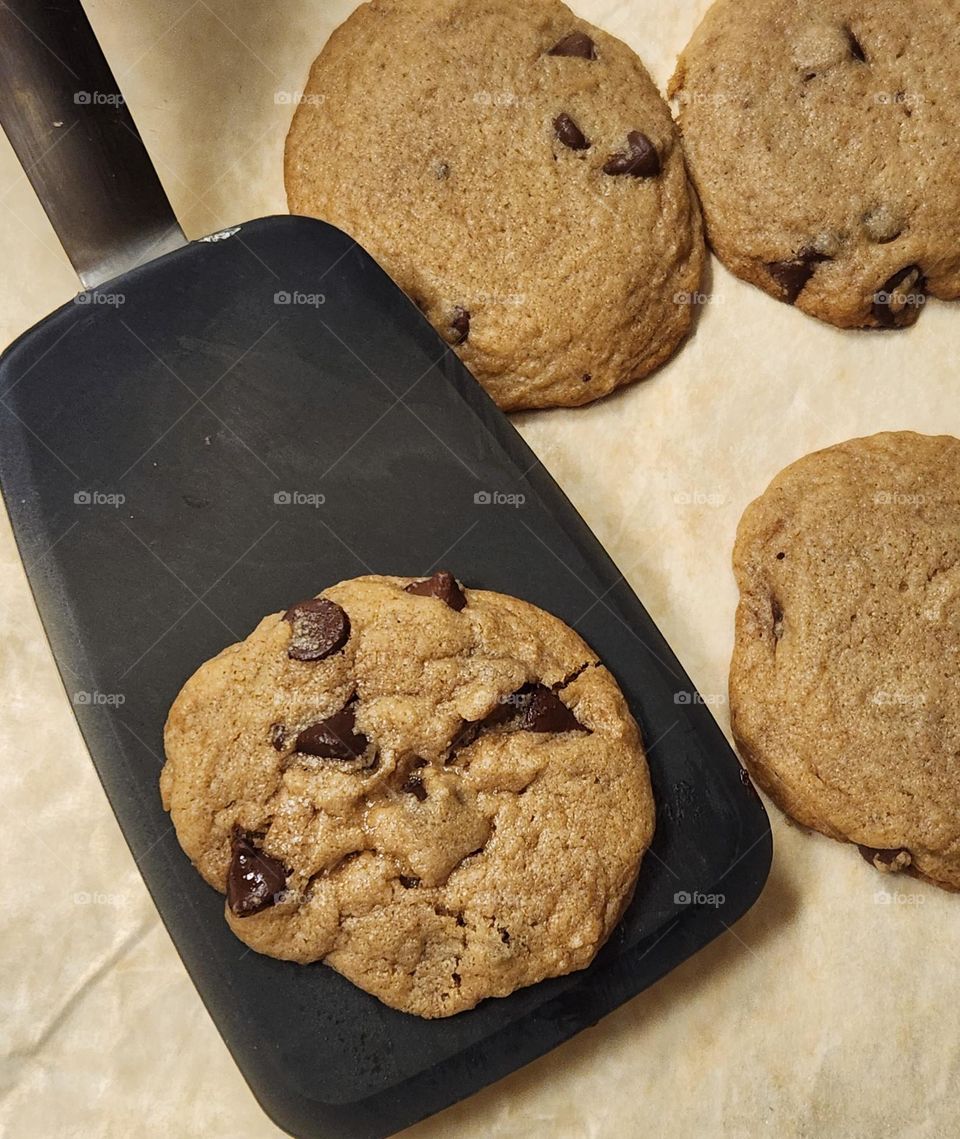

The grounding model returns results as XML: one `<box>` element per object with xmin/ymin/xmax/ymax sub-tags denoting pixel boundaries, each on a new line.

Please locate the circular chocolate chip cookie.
<box><xmin>730</xmin><ymin>432</ymin><xmax>960</xmax><ymax>890</ymax></box>
<box><xmin>669</xmin><ymin>0</ymin><xmax>960</xmax><ymax>328</ymax></box>
<box><xmin>161</xmin><ymin>572</ymin><xmax>655</xmax><ymax>1016</ymax></box>
<box><xmin>284</xmin><ymin>0</ymin><xmax>704</xmax><ymax>411</ymax></box>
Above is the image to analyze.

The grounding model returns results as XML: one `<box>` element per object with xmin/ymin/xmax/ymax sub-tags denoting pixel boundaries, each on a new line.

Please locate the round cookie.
<box><xmin>669</xmin><ymin>0</ymin><xmax>960</xmax><ymax>329</ymax></box>
<box><xmin>161</xmin><ymin>572</ymin><xmax>655</xmax><ymax>1017</ymax></box>
<box><xmin>730</xmin><ymin>432</ymin><xmax>960</xmax><ymax>891</ymax></box>
<box><xmin>284</xmin><ymin>0</ymin><xmax>704</xmax><ymax>411</ymax></box>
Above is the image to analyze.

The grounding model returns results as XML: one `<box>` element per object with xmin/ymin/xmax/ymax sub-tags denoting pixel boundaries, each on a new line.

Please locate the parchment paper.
<box><xmin>2</xmin><ymin>2</ymin><xmax>958</xmax><ymax>1136</ymax></box>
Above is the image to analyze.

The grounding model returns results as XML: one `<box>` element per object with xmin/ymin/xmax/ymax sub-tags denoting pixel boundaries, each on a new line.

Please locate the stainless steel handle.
<box><xmin>0</xmin><ymin>0</ymin><xmax>187</xmax><ymax>288</ymax></box>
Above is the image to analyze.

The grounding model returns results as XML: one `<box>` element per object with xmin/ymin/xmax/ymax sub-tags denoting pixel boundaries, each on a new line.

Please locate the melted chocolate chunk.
<box><xmin>269</xmin><ymin>723</ymin><xmax>286</xmax><ymax>751</ymax></box>
<box><xmin>602</xmin><ymin>131</ymin><xmax>660</xmax><ymax>178</ymax></box>
<box><xmin>405</xmin><ymin>570</ymin><xmax>467</xmax><ymax>611</ymax></box>
<box><xmin>845</xmin><ymin>25</ymin><xmax>867</xmax><ymax>62</ymax></box>
<box><xmin>554</xmin><ymin>113</ymin><xmax>590</xmax><ymax>150</ymax></box>
<box><xmin>518</xmin><ymin>685</ymin><xmax>588</xmax><ymax>733</ymax></box>
<box><xmin>399</xmin><ymin>875</ymin><xmax>420</xmax><ymax>889</ymax></box>
<box><xmin>872</xmin><ymin>265</ymin><xmax>926</xmax><ymax>328</ymax></box>
<box><xmin>295</xmin><ymin>702</ymin><xmax>368</xmax><ymax>760</ymax></box>
<box><xmin>227</xmin><ymin>831</ymin><xmax>289</xmax><ymax>917</ymax></box>
<box><xmin>767</xmin><ymin>249</ymin><xmax>831</xmax><ymax>305</ymax></box>
<box><xmin>768</xmin><ymin>260</ymin><xmax>816</xmax><ymax>304</ymax></box>
<box><xmin>450</xmin><ymin>306</ymin><xmax>471</xmax><ymax>344</ymax></box>
<box><xmin>547</xmin><ymin>31</ymin><xmax>597</xmax><ymax>59</ymax></box>
<box><xmin>449</xmin><ymin>687</ymin><xmax>530</xmax><ymax>755</ymax></box>
<box><xmin>858</xmin><ymin>844</ymin><xmax>913</xmax><ymax>870</ymax></box>
<box><xmin>402</xmin><ymin>773</ymin><xmax>428</xmax><ymax>802</ymax></box>
<box><xmin>283</xmin><ymin>598</ymin><xmax>350</xmax><ymax>662</ymax></box>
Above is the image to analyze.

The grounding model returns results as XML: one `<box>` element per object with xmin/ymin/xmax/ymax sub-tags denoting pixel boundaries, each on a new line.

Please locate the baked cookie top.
<box><xmin>730</xmin><ymin>432</ymin><xmax>960</xmax><ymax>890</ymax></box>
<box><xmin>161</xmin><ymin>573</ymin><xmax>655</xmax><ymax>1017</ymax></box>
<box><xmin>284</xmin><ymin>0</ymin><xmax>703</xmax><ymax>411</ymax></box>
<box><xmin>670</xmin><ymin>0</ymin><xmax>960</xmax><ymax>329</ymax></box>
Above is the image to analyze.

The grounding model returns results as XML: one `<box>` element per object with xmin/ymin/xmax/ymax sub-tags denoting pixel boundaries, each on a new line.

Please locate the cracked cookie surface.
<box><xmin>670</xmin><ymin>0</ymin><xmax>960</xmax><ymax>328</ymax></box>
<box><xmin>284</xmin><ymin>0</ymin><xmax>704</xmax><ymax>411</ymax></box>
<box><xmin>161</xmin><ymin>574</ymin><xmax>655</xmax><ymax>1016</ymax></box>
<box><xmin>730</xmin><ymin>433</ymin><xmax>960</xmax><ymax>890</ymax></box>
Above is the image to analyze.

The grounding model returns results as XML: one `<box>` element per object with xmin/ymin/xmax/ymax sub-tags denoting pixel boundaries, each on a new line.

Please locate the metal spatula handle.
<box><xmin>0</xmin><ymin>0</ymin><xmax>186</xmax><ymax>288</ymax></box>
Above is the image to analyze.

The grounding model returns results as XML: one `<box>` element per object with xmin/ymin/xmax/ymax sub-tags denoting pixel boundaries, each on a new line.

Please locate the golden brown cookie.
<box><xmin>670</xmin><ymin>0</ymin><xmax>960</xmax><ymax>329</ymax></box>
<box><xmin>730</xmin><ymin>432</ymin><xmax>960</xmax><ymax>890</ymax></box>
<box><xmin>161</xmin><ymin>573</ymin><xmax>655</xmax><ymax>1016</ymax></box>
<box><xmin>284</xmin><ymin>0</ymin><xmax>704</xmax><ymax>411</ymax></box>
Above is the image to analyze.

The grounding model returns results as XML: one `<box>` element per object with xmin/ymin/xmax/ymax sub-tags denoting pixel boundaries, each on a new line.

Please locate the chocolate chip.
<box><xmin>448</xmin><ymin>688</ymin><xmax>528</xmax><ymax>756</ymax></box>
<box><xmin>858</xmin><ymin>844</ymin><xmax>913</xmax><ymax>871</ymax></box>
<box><xmin>295</xmin><ymin>702</ymin><xmax>368</xmax><ymax>760</ymax></box>
<box><xmin>269</xmin><ymin>723</ymin><xmax>286</xmax><ymax>751</ymax></box>
<box><xmin>283</xmin><ymin>598</ymin><xmax>350</xmax><ymax>662</ymax></box>
<box><xmin>450</xmin><ymin>306</ymin><xmax>470</xmax><ymax>344</ymax></box>
<box><xmin>547</xmin><ymin>31</ymin><xmax>597</xmax><ymax>59</ymax></box>
<box><xmin>872</xmin><ymin>265</ymin><xmax>926</xmax><ymax>328</ymax></box>
<box><xmin>405</xmin><ymin>570</ymin><xmax>466</xmax><ymax>611</ymax></box>
<box><xmin>227</xmin><ymin>831</ymin><xmax>288</xmax><ymax>917</ymax></box>
<box><xmin>402</xmin><ymin>773</ymin><xmax>428</xmax><ymax>802</ymax></box>
<box><xmin>767</xmin><ymin>260</ymin><xmax>815</xmax><ymax>304</ymax></box>
<box><xmin>399</xmin><ymin>875</ymin><xmax>420</xmax><ymax>889</ymax></box>
<box><xmin>451</xmin><ymin>971</ymin><xmax>462</xmax><ymax>987</ymax></box>
<box><xmin>518</xmin><ymin>685</ymin><xmax>587</xmax><ymax>733</ymax></box>
<box><xmin>766</xmin><ymin>248</ymin><xmax>831</xmax><ymax>304</ymax></box>
<box><xmin>845</xmin><ymin>26</ymin><xmax>867</xmax><ymax>63</ymax></box>
<box><xmin>602</xmin><ymin>131</ymin><xmax>660</xmax><ymax>178</ymax></box>
<box><xmin>554</xmin><ymin>113</ymin><xmax>589</xmax><ymax>150</ymax></box>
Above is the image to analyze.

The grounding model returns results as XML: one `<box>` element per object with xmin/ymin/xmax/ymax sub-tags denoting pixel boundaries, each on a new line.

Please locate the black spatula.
<box><xmin>0</xmin><ymin>3</ymin><xmax>770</xmax><ymax>1137</ymax></box>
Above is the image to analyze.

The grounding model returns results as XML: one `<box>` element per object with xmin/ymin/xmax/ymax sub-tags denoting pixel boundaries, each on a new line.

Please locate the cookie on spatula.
<box><xmin>161</xmin><ymin>573</ymin><xmax>655</xmax><ymax>1016</ymax></box>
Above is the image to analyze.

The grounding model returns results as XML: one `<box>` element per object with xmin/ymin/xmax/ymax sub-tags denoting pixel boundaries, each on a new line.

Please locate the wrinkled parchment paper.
<box><xmin>2</xmin><ymin>1</ymin><xmax>959</xmax><ymax>1136</ymax></box>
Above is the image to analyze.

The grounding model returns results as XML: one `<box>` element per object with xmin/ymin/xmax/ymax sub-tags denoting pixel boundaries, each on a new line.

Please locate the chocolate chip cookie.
<box><xmin>730</xmin><ymin>433</ymin><xmax>960</xmax><ymax>890</ymax></box>
<box><xmin>161</xmin><ymin>573</ymin><xmax>655</xmax><ymax>1016</ymax></box>
<box><xmin>284</xmin><ymin>0</ymin><xmax>704</xmax><ymax>411</ymax></box>
<box><xmin>669</xmin><ymin>0</ymin><xmax>960</xmax><ymax>328</ymax></box>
